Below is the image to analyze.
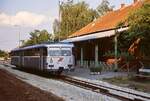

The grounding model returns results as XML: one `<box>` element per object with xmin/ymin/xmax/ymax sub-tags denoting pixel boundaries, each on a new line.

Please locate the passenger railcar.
<box><xmin>10</xmin><ymin>43</ymin><xmax>74</xmax><ymax>73</ymax></box>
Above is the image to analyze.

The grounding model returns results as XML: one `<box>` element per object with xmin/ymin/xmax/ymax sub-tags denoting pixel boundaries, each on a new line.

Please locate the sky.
<box><xmin>0</xmin><ymin>0</ymin><xmax>133</xmax><ymax>51</ymax></box>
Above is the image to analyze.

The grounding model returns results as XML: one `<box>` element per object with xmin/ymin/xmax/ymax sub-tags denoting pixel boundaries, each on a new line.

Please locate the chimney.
<box><xmin>121</xmin><ymin>3</ymin><xmax>125</xmax><ymax>8</ymax></box>
<box><xmin>134</xmin><ymin>0</ymin><xmax>138</xmax><ymax>3</ymax></box>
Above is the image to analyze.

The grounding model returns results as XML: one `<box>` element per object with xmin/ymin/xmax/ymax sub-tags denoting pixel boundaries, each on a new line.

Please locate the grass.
<box><xmin>102</xmin><ymin>76</ymin><xmax>150</xmax><ymax>93</ymax></box>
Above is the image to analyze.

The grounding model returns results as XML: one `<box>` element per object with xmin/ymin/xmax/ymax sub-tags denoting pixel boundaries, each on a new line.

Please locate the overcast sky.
<box><xmin>0</xmin><ymin>0</ymin><xmax>133</xmax><ymax>51</ymax></box>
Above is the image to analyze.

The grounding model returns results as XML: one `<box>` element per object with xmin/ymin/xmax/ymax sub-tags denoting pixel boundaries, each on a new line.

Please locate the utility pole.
<box><xmin>58</xmin><ymin>0</ymin><xmax>62</xmax><ymax>42</ymax></box>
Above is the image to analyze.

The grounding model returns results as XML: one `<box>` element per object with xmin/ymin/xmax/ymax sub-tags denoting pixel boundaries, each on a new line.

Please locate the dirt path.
<box><xmin>0</xmin><ymin>69</ymin><xmax>64</xmax><ymax>101</ymax></box>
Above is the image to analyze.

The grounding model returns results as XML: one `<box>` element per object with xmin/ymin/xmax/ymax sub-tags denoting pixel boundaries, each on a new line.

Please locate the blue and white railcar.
<box><xmin>10</xmin><ymin>43</ymin><xmax>74</xmax><ymax>73</ymax></box>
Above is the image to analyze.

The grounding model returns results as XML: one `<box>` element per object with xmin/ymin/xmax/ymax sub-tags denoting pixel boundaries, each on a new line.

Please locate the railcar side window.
<box><xmin>24</xmin><ymin>49</ymin><xmax>33</xmax><ymax>56</ymax></box>
<box><xmin>34</xmin><ymin>48</ymin><xmax>40</xmax><ymax>56</ymax></box>
<box><xmin>23</xmin><ymin>48</ymin><xmax>47</xmax><ymax>56</ymax></box>
<box><xmin>24</xmin><ymin>50</ymin><xmax>27</xmax><ymax>56</ymax></box>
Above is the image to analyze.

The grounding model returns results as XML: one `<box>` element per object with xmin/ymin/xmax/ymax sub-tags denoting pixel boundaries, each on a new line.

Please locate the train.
<box><xmin>10</xmin><ymin>42</ymin><xmax>75</xmax><ymax>74</ymax></box>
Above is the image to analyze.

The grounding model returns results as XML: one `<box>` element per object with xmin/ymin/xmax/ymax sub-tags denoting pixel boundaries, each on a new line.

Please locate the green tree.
<box><xmin>38</xmin><ymin>30</ymin><xmax>51</xmax><ymax>44</ymax></box>
<box><xmin>29</xmin><ymin>30</ymin><xmax>40</xmax><ymax>45</ymax></box>
<box><xmin>96</xmin><ymin>0</ymin><xmax>114</xmax><ymax>16</ymax></box>
<box><xmin>127</xmin><ymin>2</ymin><xmax>150</xmax><ymax>58</ymax></box>
<box><xmin>116</xmin><ymin>21</ymin><xmax>132</xmax><ymax>52</ymax></box>
<box><xmin>0</xmin><ymin>50</ymin><xmax>8</xmax><ymax>58</ymax></box>
<box><xmin>53</xmin><ymin>1</ymin><xmax>98</xmax><ymax>40</ymax></box>
<box><xmin>23</xmin><ymin>30</ymin><xmax>52</xmax><ymax>46</ymax></box>
<box><xmin>117</xmin><ymin>2</ymin><xmax>150</xmax><ymax>59</ymax></box>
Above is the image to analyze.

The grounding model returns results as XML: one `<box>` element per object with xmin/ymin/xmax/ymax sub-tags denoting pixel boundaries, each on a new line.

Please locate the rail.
<box><xmin>58</xmin><ymin>75</ymin><xmax>150</xmax><ymax>101</ymax></box>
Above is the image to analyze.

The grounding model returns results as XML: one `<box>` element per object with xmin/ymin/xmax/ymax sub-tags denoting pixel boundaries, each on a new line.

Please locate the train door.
<box><xmin>40</xmin><ymin>47</ymin><xmax>47</xmax><ymax>71</ymax></box>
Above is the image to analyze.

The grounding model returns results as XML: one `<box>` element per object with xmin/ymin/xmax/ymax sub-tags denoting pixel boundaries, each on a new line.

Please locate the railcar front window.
<box><xmin>61</xmin><ymin>50</ymin><xmax>71</xmax><ymax>56</ymax></box>
<box><xmin>49</xmin><ymin>50</ymin><xmax>61</xmax><ymax>56</ymax></box>
<box><xmin>49</xmin><ymin>50</ymin><xmax>71</xmax><ymax>56</ymax></box>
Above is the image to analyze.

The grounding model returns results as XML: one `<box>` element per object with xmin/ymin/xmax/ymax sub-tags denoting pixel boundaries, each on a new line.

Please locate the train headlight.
<box><xmin>49</xmin><ymin>65</ymin><xmax>54</xmax><ymax>67</ymax></box>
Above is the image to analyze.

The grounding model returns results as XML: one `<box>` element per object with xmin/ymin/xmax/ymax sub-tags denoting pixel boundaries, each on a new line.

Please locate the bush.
<box><xmin>90</xmin><ymin>67</ymin><xmax>102</xmax><ymax>73</ymax></box>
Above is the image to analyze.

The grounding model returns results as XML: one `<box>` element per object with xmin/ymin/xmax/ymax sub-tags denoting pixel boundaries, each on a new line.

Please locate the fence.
<box><xmin>76</xmin><ymin>60</ymin><xmax>115</xmax><ymax>71</ymax></box>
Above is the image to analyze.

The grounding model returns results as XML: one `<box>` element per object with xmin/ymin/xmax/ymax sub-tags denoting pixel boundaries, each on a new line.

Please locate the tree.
<box><xmin>96</xmin><ymin>0</ymin><xmax>114</xmax><ymax>16</ymax></box>
<box><xmin>0</xmin><ymin>50</ymin><xmax>8</xmax><ymax>58</ymax></box>
<box><xmin>38</xmin><ymin>30</ymin><xmax>51</xmax><ymax>44</ymax></box>
<box><xmin>116</xmin><ymin>2</ymin><xmax>150</xmax><ymax>59</ymax></box>
<box><xmin>29</xmin><ymin>30</ymin><xmax>40</xmax><ymax>45</ymax></box>
<box><xmin>127</xmin><ymin>2</ymin><xmax>150</xmax><ymax>58</ymax></box>
<box><xmin>117</xmin><ymin>22</ymin><xmax>132</xmax><ymax>52</ymax></box>
<box><xmin>23</xmin><ymin>30</ymin><xmax>52</xmax><ymax>46</ymax></box>
<box><xmin>53</xmin><ymin>1</ymin><xmax>98</xmax><ymax>40</ymax></box>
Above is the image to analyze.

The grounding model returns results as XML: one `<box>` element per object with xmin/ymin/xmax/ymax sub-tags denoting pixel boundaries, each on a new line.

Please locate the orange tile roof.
<box><xmin>69</xmin><ymin>0</ymin><xmax>146</xmax><ymax>38</ymax></box>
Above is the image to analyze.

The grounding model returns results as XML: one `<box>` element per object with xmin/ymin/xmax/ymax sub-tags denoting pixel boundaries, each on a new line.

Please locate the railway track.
<box><xmin>58</xmin><ymin>75</ymin><xmax>150</xmax><ymax>101</ymax></box>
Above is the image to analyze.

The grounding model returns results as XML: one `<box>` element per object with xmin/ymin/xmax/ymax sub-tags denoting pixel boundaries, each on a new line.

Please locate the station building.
<box><xmin>62</xmin><ymin>0</ymin><xmax>146</xmax><ymax>68</ymax></box>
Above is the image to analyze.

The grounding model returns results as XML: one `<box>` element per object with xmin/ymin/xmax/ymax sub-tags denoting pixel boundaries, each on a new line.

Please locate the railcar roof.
<box><xmin>11</xmin><ymin>42</ymin><xmax>74</xmax><ymax>52</ymax></box>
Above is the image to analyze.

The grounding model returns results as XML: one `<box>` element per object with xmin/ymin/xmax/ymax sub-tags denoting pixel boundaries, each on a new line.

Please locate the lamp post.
<box><xmin>58</xmin><ymin>0</ymin><xmax>62</xmax><ymax>42</ymax></box>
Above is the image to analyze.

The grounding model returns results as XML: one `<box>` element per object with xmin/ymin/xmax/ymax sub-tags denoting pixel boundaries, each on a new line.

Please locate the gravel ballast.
<box><xmin>0</xmin><ymin>64</ymin><xmax>120</xmax><ymax>101</ymax></box>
